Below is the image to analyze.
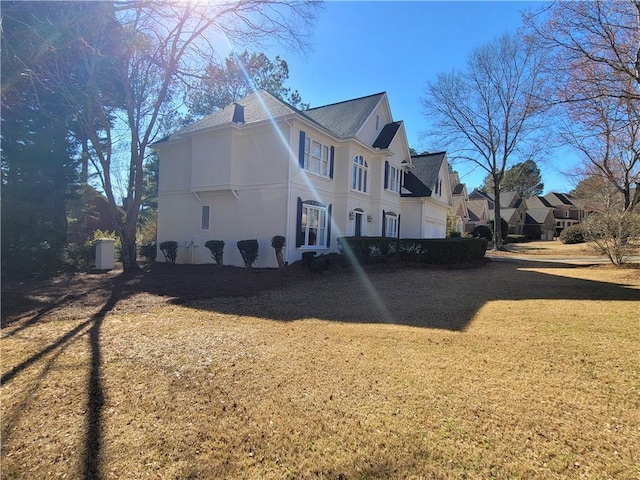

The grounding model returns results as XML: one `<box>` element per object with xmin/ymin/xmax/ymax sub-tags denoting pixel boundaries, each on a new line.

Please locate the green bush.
<box><xmin>560</xmin><ymin>224</ymin><xmax>585</xmax><ymax>244</ymax></box>
<box><xmin>472</xmin><ymin>225</ymin><xmax>492</xmax><ymax>240</ymax></box>
<box><xmin>204</xmin><ymin>240</ymin><xmax>225</xmax><ymax>266</ymax></box>
<box><xmin>237</xmin><ymin>239</ymin><xmax>259</xmax><ymax>269</ymax></box>
<box><xmin>489</xmin><ymin>218</ymin><xmax>510</xmax><ymax>240</ymax></box>
<box><xmin>139</xmin><ymin>242</ymin><xmax>157</xmax><ymax>263</ymax></box>
<box><xmin>159</xmin><ymin>240</ymin><xmax>179</xmax><ymax>264</ymax></box>
<box><xmin>337</xmin><ymin>237</ymin><xmax>488</xmax><ymax>265</ymax></box>
<box><xmin>505</xmin><ymin>235</ymin><xmax>528</xmax><ymax>243</ymax></box>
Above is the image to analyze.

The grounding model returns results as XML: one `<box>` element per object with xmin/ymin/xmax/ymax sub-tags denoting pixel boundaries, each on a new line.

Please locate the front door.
<box><xmin>354</xmin><ymin>211</ymin><xmax>363</xmax><ymax>237</ymax></box>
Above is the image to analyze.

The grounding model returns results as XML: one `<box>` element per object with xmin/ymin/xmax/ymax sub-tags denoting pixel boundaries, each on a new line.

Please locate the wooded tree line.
<box><xmin>2</xmin><ymin>1</ymin><xmax>638</xmax><ymax>275</ymax></box>
<box><xmin>1</xmin><ymin>0</ymin><xmax>318</xmax><ymax>276</ymax></box>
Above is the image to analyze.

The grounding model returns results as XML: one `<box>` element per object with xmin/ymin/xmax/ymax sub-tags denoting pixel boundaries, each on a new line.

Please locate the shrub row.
<box><xmin>154</xmin><ymin>236</ymin><xmax>286</xmax><ymax>269</ymax></box>
<box><xmin>337</xmin><ymin>236</ymin><xmax>488</xmax><ymax>265</ymax></box>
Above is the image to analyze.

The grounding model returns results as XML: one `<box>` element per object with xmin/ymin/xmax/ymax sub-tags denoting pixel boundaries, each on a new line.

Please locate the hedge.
<box><xmin>337</xmin><ymin>237</ymin><xmax>488</xmax><ymax>265</ymax></box>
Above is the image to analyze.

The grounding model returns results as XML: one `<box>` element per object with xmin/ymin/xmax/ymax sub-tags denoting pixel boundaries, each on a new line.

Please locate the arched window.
<box><xmin>352</xmin><ymin>155</ymin><xmax>368</xmax><ymax>193</ymax></box>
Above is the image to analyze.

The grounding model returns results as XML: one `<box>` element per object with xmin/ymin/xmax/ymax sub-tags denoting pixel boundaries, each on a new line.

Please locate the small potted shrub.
<box><xmin>236</xmin><ymin>239</ymin><xmax>258</xmax><ymax>269</ymax></box>
<box><xmin>204</xmin><ymin>240</ymin><xmax>225</xmax><ymax>266</ymax></box>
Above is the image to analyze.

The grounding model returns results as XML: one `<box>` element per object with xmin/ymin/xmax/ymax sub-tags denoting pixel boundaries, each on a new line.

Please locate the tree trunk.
<box><xmin>493</xmin><ymin>177</ymin><xmax>503</xmax><ymax>250</ymax></box>
<box><xmin>119</xmin><ymin>222</ymin><xmax>139</xmax><ymax>273</ymax></box>
<box><xmin>275</xmin><ymin>248</ymin><xmax>285</xmax><ymax>270</ymax></box>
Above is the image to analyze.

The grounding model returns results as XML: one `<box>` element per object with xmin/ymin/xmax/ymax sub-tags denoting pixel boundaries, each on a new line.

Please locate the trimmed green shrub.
<box><xmin>560</xmin><ymin>224</ymin><xmax>585</xmax><ymax>244</ymax></box>
<box><xmin>505</xmin><ymin>235</ymin><xmax>528</xmax><ymax>243</ymax></box>
<box><xmin>489</xmin><ymin>218</ymin><xmax>510</xmax><ymax>240</ymax></box>
<box><xmin>237</xmin><ymin>239</ymin><xmax>258</xmax><ymax>269</ymax></box>
<box><xmin>271</xmin><ymin>235</ymin><xmax>286</xmax><ymax>270</ymax></box>
<box><xmin>337</xmin><ymin>236</ymin><xmax>488</xmax><ymax>265</ymax></box>
<box><xmin>204</xmin><ymin>240</ymin><xmax>225</xmax><ymax>266</ymax></box>
<box><xmin>139</xmin><ymin>242</ymin><xmax>157</xmax><ymax>263</ymax></box>
<box><xmin>472</xmin><ymin>225</ymin><xmax>492</xmax><ymax>240</ymax></box>
<box><xmin>159</xmin><ymin>240</ymin><xmax>178</xmax><ymax>264</ymax></box>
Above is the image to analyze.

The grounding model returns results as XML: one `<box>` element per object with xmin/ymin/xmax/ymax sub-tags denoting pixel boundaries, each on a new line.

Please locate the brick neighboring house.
<box><xmin>67</xmin><ymin>186</ymin><xmax>122</xmax><ymax>244</ymax></box>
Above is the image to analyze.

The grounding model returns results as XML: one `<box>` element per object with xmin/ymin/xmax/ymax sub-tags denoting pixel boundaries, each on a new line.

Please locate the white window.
<box><xmin>301</xmin><ymin>202</ymin><xmax>327</xmax><ymax>247</ymax></box>
<box><xmin>352</xmin><ymin>155</ymin><xmax>368</xmax><ymax>193</ymax></box>
<box><xmin>388</xmin><ymin>165</ymin><xmax>401</xmax><ymax>193</ymax></box>
<box><xmin>376</xmin><ymin>114</ymin><xmax>380</xmax><ymax>131</ymax></box>
<box><xmin>304</xmin><ymin>137</ymin><xmax>330</xmax><ymax>177</ymax></box>
<box><xmin>201</xmin><ymin>205</ymin><xmax>210</xmax><ymax>230</ymax></box>
<box><xmin>384</xmin><ymin>212</ymin><xmax>398</xmax><ymax>238</ymax></box>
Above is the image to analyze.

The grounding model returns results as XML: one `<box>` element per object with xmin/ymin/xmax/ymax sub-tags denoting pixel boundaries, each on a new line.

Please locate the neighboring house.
<box><xmin>524</xmin><ymin>196</ymin><xmax>557</xmax><ymax>240</ymax></box>
<box><xmin>468</xmin><ymin>190</ymin><xmax>527</xmax><ymax>235</ymax></box>
<box><xmin>449</xmin><ymin>171</ymin><xmax>470</xmax><ymax>234</ymax></box>
<box><xmin>465</xmin><ymin>198</ymin><xmax>490</xmax><ymax>234</ymax></box>
<box><xmin>401</xmin><ymin>152</ymin><xmax>453</xmax><ymax>238</ymax></box>
<box><xmin>154</xmin><ymin>90</ymin><xmax>451</xmax><ymax>268</ymax></box>
<box><xmin>67</xmin><ymin>185</ymin><xmax>122</xmax><ymax>244</ymax></box>
<box><xmin>543</xmin><ymin>192</ymin><xmax>587</xmax><ymax>231</ymax></box>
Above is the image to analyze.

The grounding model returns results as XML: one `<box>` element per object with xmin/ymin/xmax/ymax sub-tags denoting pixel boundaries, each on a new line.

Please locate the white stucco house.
<box><xmin>153</xmin><ymin>90</ymin><xmax>452</xmax><ymax>268</ymax></box>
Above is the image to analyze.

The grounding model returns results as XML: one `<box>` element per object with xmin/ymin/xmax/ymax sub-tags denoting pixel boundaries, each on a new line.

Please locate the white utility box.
<box><xmin>95</xmin><ymin>238</ymin><xmax>116</xmax><ymax>270</ymax></box>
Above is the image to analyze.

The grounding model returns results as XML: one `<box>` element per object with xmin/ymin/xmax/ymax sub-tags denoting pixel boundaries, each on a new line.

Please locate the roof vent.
<box><xmin>232</xmin><ymin>103</ymin><xmax>245</xmax><ymax>124</ymax></box>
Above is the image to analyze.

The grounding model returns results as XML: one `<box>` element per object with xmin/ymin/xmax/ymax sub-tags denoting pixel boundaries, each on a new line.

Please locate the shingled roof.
<box><xmin>373</xmin><ymin>121</ymin><xmax>402</xmax><ymax>149</ymax></box>
<box><xmin>157</xmin><ymin>90</ymin><xmax>390</xmax><ymax>145</ymax></box>
<box><xmin>156</xmin><ymin>90</ymin><xmax>302</xmax><ymax>143</ymax></box>
<box><xmin>402</xmin><ymin>152</ymin><xmax>447</xmax><ymax>198</ymax></box>
<box><xmin>304</xmin><ymin>92</ymin><xmax>385</xmax><ymax>138</ymax></box>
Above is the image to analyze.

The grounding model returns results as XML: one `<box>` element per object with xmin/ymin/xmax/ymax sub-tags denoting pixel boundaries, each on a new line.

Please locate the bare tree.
<box><xmin>525</xmin><ymin>0</ymin><xmax>640</xmax><ymax>212</ymax></box>
<box><xmin>421</xmin><ymin>33</ymin><xmax>548</xmax><ymax>249</ymax></box>
<box><xmin>524</xmin><ymin>1</ymin><xmax>640</xmax><ymax>102</ymax></box>
<box><xmin>13</xmin><ymin>1</ymin><xmax>318</xmax><ymax>272</ymax></box>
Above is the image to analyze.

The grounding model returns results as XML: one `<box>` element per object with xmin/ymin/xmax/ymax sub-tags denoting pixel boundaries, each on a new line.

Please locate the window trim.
<box><xmin>300</xmin><ymin>131</ymin><xmax>334</xmax><ymax>179</ymax></box>
<box><xmin>200</xmin><ymin>205</ymin><xmax>210</xmax><ymax>230</ymax></box>
<box><xmin>352</xmin><ymin>155</ymin><xmax>369</xmax><ymax>193</ymax></box>
<box><xmin>383</xmin><ymin>211</ymin><xmax>398</xmax><ymax>238</ymax></box>
<box><xmin>300</xmin><ymin>200</ymin><xmax>328</xmax><ymax>248</ymax></box>
<box><xmin>388</xmin><ymin>165</ymin><xmax>401</xmax><ymax>193</ymax></box>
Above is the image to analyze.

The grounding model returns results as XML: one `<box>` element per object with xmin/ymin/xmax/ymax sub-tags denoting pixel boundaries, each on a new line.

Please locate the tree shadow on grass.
<box><xmin>1</xmin><ymin>274</ymin><xmax>130</xmax><ymax>480</ymax></box>
<box><xmin>154</xmin><ymin>259</ymin><xmax>639</xmax><ymax>331</ymax></box>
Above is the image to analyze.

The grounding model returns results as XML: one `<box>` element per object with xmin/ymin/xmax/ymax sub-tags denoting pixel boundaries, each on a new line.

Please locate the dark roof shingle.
<box><xmin>373</xmin><ymin>121</ymin><xmax>402</xmax><ymax>149</ymax></box>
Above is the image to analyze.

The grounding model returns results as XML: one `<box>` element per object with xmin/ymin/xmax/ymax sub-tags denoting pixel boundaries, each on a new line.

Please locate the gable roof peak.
<box><xmin>307</xmin><ymin>91</ymin><xmax>387</xmax><ymax>111</ymax></box>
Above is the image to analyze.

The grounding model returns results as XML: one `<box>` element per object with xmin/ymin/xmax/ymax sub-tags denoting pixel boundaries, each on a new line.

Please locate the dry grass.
<box><xmin>2</xmin><ymin>257</ymin><xmax>639</xmax><ymax>479</ymax></box>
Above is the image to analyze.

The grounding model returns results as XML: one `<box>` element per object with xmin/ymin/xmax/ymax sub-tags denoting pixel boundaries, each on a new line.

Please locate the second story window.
<box><xmin>304</xmin><ymin>137</ymin><xmax>331</xmax><ymax>177</ymax></box>
<box><xmin>352</xmin><ymin>155</ymin><xmax>368</xmax><ymax>193</ymax></box>
<box><xmin>389</xmin><ymin>166</ymin><xmax>401</xmax><ymax>193</ymax></box>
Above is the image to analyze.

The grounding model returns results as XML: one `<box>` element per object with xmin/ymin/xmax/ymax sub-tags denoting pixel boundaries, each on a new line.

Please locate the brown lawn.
<box><xmin>2</xmin><ymin>254</ymin><xmax>639</xmax><ymax>479</ymax></box>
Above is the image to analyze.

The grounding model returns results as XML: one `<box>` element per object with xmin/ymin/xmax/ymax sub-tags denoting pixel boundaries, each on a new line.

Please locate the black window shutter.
<box><xmin>384</xmin><ymin>161</ymin><xmax>389</xmax><ymax>189</ymax></box>
<box><xmin>329</xmin><ymin>146</ymin><xmax>335</xmax><ymax>179</ymax></box>
<box><xmin>397</xmin><ymin>214</ymin><xmax>401</xmax><ymax>239</ymax></box>
<box><xmin>382</xmin><ymin>210</ymin><xmax>386</xmax><ymax>237</ymax></box>
<box><xmin>296</xmin><ymin>197</ymin><xmax>303</xmax><ymax>247</ymax></box>
<box><xmin>298</xmin><ymin>131</ymin><xmax>306</xmax><ymax>169</ymax></box>
<box><xmin>327</xmin><ymin>204</ymin><xmax>332</xmax><ymax>247</ymax></box>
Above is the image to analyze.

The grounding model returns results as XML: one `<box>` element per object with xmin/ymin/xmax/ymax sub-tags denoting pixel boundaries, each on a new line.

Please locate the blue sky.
<box><xmin>262</xmin><ymin>0</ymin><xmax>578</xmax><ymax>194</ymax></box>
